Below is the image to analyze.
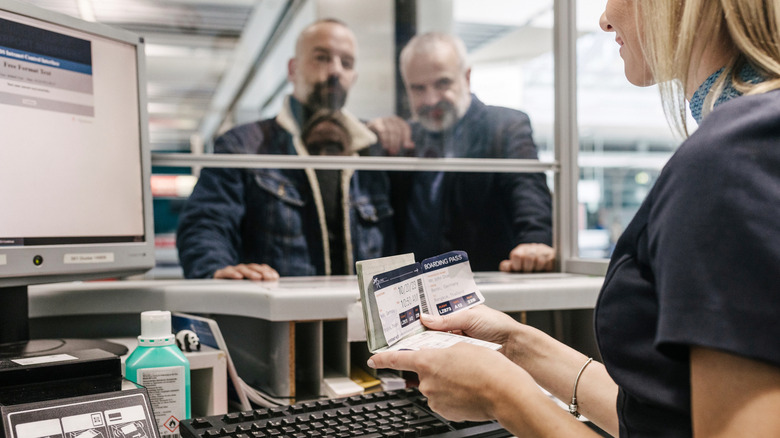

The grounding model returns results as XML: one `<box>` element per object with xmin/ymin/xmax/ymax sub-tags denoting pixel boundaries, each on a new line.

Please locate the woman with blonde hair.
<box><xmin>368</xmin><ymin>0</ymin><xmax>780</xmax><ymax>436</ymax></box>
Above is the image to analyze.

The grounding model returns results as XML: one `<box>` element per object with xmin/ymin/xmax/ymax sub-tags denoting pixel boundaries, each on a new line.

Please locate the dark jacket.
<box><xmin>177</xmin><ymin>99</ymin><xmax>394</xmax><ymax>278</ymax></box>
<box><xmin>393</xmin><ymin>95</ymin><xmax>552</xmax><ymax>271</ymax></box>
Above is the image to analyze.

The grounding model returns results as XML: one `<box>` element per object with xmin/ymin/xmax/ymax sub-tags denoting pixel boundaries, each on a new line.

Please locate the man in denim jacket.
<box><xmin>176</xmin><ymin>19</ymin><xmax>394</xmax><ymax>280</ymax></box>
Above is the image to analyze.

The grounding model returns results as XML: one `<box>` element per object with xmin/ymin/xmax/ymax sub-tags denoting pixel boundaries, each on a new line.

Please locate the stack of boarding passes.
<box><xmin>356</xmin><ymin>250</ymin><xmax>501</xmax><ymax>353</ymax></box>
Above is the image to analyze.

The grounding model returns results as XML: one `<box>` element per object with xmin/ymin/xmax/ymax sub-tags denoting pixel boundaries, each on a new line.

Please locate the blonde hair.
<box><xmin>639</xmin><ymin>0</ymin><xmax>780</xmax><ymax>136</ymax></box>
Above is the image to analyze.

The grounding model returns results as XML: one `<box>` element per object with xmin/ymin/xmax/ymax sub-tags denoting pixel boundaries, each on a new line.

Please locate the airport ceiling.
<box><xmin>17</xmin><ymin>0</ymin><xmax>568</xmax><ymax>151</ymax></box>
<box><xmin>18</xmin><ymin>0</ymin><xmax>254</xmax><ymax>151</ymax></box>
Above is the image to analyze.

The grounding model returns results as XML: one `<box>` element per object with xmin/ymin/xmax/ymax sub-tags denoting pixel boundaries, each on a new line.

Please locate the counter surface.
<box><xmin>29</xmin><ymin>273</ymin><xmax>604</xmax><ymax>321</ymax></box>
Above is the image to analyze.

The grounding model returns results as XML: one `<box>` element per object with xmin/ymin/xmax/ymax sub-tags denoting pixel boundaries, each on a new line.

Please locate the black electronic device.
<box><xmin>0</xmin><ymin>349</ymin><xmax>122</xmax><ymax>407</ymax></box>
<box><xmin>0</xmin><ymin>0</ymin><xmax>154</xmax><ymax>359</ymax></box>
<box><xmin>179</xmin><ymin>387</ymin><xmax>512</xmax><ymax>438</ymax></box>
<box><xmin>0</xmin><ymin>350</ymin><xmax>165</xmax><ymax>438</ymax></box>
<box><xmin>1</xmin><ymin>385</ymin><xmax>160</xmax><ymax>438</ymax></box>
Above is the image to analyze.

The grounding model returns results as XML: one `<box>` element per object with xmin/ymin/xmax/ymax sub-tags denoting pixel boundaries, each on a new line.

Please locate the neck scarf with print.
<box><xmin>689</xmin><ymin>63</ymin><xmax>764</xmax><ymax>123</ymax></box>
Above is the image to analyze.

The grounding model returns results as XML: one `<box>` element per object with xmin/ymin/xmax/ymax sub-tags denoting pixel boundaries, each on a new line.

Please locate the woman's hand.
<box><xmin>420</xmin><ymin>305</ymin><xmax>524</xmax><ymax>358</ymax></box>
<box><xmin>370</xmin><ymin>308</ymin><xmax>618</xmax><ymax>437</ymax></box>
<box><xmin>368</xmin><ymin>343</ymin><xmax>537</xmax><ymax>422</ymax></box>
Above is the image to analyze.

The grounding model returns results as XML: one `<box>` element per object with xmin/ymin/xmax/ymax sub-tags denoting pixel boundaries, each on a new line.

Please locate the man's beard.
<box><xmin>416</xmin><ymin>100</ymin><xmax>459</xmax><ymax>132</ymax></box>
<box><xmin>306</xmin><ymin>77</ymin><xmax>347</xmax><ymax>111</ymax></box>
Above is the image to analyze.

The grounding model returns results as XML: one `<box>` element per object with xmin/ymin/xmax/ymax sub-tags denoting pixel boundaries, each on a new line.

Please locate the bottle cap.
<box><xmin>138</xmin><ymin>310</ymin><xmax>175</xmax><ymax>346</ymax></box>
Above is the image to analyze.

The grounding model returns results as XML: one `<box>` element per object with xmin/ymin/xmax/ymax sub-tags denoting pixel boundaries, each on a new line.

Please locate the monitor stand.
<box><xmin>0</xmin><ymin>285</ymin><xmax>128</xmax><ymax>359</ymax></box>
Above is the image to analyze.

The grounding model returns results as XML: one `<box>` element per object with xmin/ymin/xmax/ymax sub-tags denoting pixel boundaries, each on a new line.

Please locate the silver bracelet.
<box><xmin>568</xmin><ymin>357</ymin><xmax>593</xmax><ymax>418</ymax></box>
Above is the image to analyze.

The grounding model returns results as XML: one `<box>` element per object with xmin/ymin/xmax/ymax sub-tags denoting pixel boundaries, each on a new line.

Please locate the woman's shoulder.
<box><xmin>673</xmin><ymin>89</ymin><xmax>780</xmax><ymax>171</ymax></box>
<box><xmin>691</xmin><ymin>89</ymin><xmax>780</xmax><ymax>150</ymax></box>
<box><xmin>649</xmin><ymin>89</ymin><xmax>780</xmax><ymax>217</ymax></box>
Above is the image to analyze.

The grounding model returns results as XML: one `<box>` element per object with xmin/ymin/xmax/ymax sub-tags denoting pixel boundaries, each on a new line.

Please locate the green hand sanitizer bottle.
<box><xmin>125</xmin><ymin>310</ymin><xmax>191</xmax><ymax>437</ymax></box>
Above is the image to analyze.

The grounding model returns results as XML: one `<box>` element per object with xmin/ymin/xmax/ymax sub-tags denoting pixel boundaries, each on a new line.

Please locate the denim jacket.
<box><xmin>177</xmin><ymin>98</ymin><xmax>394</xmax><ymax>278</ymax></box>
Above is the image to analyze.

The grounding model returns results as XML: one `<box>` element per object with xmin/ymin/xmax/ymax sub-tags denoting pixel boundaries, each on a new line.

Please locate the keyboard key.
<box><xmin>223</xmin><ymin>413</ymin><xmax>241</xmax><ymax>424</ymax></box>
<box><xmin>416</xmin><ymin>425</ymin><xmax>435</xmax><ymax>436</ymax></box>
<box><xmin>189</xmin><ymin>418</ymin><xmax>213</xmax><ymax>429</ymax></box>
<box><xmin>253</xmin><ymin>410</ymin><xmax>270</xmax><ymax>420</ymax></box>
<box><xmin>399</xmin><ymin>428</ymin><xmax>417</xmax><ymax>437</ymax></box>
<box><xmin>269</xmin><ymin>407</ymin><xmax>287</xmax><ymax>418</ymax></box>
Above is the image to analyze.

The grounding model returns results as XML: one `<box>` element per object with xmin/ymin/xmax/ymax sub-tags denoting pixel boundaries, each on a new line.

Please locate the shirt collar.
<box><xmin>689</xmin><ymin>63</ymin><xmax>764</xmax><ymax>123</ymax></box>
<box><xmin>289</xmin><ymin>96</ymin><xmax>307</xmax><ymax>128</ymax></box>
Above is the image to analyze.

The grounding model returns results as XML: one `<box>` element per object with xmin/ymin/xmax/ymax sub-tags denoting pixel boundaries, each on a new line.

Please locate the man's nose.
<box><xmin>421</xmin><ymin>88</ymin><xmax>440</xmax><ymax>107</ymax></box>
<box><xmin>327</xmin><ymin>57</ymin><xmax>344</xmax><ymax>76</ymax></box>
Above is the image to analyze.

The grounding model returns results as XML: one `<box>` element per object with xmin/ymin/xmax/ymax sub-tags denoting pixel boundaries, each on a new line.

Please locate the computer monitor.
<box><xmin>0</xmin><ymin>1</ymin><xmax>155</xmax><ymax>358</ymax></box>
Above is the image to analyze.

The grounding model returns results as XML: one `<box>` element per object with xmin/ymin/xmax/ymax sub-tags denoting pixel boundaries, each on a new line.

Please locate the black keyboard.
<box><xmin>180</xmin><ymin>387</ymin><xmax>511</xmax><ymax>438</ymax></box>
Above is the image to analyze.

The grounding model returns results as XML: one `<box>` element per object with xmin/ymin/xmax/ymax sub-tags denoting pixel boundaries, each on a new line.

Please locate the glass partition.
<box><xmin>23</xmin><ymin>0</ymin><xmax>668</xmax><ymax>275</ymax></box>
<box><xmin>575</xmin><ymin>0</ymin><xmax>690</xmax><ymax>259</ymax></box>
<box><xmin>151</xmin><ymin>0</ymin><xmax>560</xmax><ymax>276</ymax></box>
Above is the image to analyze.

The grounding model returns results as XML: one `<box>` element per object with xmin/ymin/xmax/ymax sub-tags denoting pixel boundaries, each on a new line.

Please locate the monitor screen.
<box><xmin>0</xmin><ymin>2</ymin><xmax>154</xmax><ymax>286</ymax></box>
<box><xmin>0</xmin><ymin>1</ymin><xmax>154</xmax><ymax>354</ymax></box>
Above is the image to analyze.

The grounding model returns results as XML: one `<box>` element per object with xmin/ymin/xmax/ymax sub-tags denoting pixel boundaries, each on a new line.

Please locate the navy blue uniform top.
<box><xmin>595</xmin><ymin>89</ymin><xmax>780</xmax><ymax>437</ymax></box>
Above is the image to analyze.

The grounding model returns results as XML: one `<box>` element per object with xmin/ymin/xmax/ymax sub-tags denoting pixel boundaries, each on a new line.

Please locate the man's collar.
<box><xmin>289</xmin><ymin>96</ymin><xmax>322</xmax><ymax>129</ymax></box>
<box><xmin>276</xmin><ymin>95</ymin><xmax>378</xmax><ymax>154</ymax></box>
<box><xmin>461</xmin><ymin>93</ymin><xmax>483</xmax><ymax>121</ymax></box>
<box><xmin>289</xmin><ymin>96</ymin><xmax>306</xmax><ymax>128</ymax></box>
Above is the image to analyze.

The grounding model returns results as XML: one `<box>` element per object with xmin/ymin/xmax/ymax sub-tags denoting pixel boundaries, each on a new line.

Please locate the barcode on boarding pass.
<box><xmin>416</xmin><ymin>278</ymin><xmax>429</xmax><ymax>314</ymax></box>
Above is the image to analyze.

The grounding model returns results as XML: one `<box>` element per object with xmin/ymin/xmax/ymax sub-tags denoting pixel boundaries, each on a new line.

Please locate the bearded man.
<box><xmin>177</xmin><ymin>19</ymin><xmax>394</xmax><ymax>280</ymax></box>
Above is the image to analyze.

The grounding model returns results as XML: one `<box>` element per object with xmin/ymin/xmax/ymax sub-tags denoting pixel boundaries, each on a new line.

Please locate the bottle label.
<box><xmin>137</xmin><ymin>365</ymin><xmax>186</xmax><ymax>438</ymax></box>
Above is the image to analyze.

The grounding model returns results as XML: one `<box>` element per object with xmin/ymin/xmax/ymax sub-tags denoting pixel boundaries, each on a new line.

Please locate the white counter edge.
<box><xmin>28</xmin><ymin>273</ymin><xmax>604</xmax><ymax>322</ymax></box>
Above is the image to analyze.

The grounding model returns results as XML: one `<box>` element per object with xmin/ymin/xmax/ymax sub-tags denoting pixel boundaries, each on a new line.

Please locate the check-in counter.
<box><xmin>28</xmin><ymin>273</ymin><xmax>603</xmax><ymax>401</ymax></box>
